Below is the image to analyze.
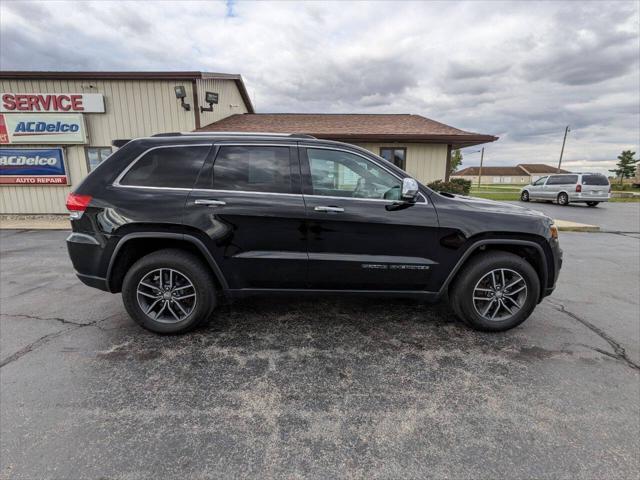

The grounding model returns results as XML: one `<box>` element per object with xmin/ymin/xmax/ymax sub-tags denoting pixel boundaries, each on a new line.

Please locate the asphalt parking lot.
<box><xmin>1</xmin><ymin>204</ymin><xmax>639</xmax><ymax>479</ymax></box>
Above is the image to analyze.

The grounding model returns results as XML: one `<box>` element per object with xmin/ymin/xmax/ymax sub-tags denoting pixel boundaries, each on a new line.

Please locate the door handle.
<box><xmin>314</xmin><ymin>206</ymin><xmax>344</xmax><ymax>213</ymax></box>
<box><xmin>194</xmin><ymin>199</ymin><xmax>226</xmax><ymax>207</ymax></box>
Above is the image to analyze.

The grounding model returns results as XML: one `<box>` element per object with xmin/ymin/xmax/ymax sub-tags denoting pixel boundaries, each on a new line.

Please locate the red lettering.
<box><xmin>2</xmin><ymin>94</ymin><xmax>16</xmax><ymax>111</ymax></box>
<box><xmin>70</xmin><ymin>94</ymin><xmax>83</xmax><ymax>111</ymax></box>
<box><xmin>27</xmin><ymin>95</ymin><xmax>39</xmax><ymax>111</ymax></box>
<box><xmin>58</xmin><ymin>95</ymin><xmax>71</xmax><ymax>111</ymax></box>
<box><xmin>38</xmin><ymin>95</ymin><xmax>52</xmax><ymax>111</ymax></box>
<box><xmin>15</xmin><ymin>95</ymin><xmax>29</xmax><ymax>111</ymax></box>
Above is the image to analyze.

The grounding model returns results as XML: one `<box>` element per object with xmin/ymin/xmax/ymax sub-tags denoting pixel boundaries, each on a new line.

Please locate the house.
<box><xmin>452</xmin><ymin>163</ymin><xmax>569</xmax><ymax>184</ymax></box>
<box><xmin>196</xmin><ymin>113</ymin><xmax>497</xmax><ymax>185</ymax></box>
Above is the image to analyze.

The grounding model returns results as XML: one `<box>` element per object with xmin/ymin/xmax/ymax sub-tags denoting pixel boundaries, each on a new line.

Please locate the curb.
<box><xmin>554</xmin><ymin>220</ymin><xmax>600</xmax><ymax>232</ymax></box>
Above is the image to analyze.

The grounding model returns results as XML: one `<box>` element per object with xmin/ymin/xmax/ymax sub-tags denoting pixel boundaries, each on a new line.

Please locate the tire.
<box><xmin>449</xmin><ymin>251</ymin><xmax>540</xmax><ymax>332</ymax></box>
<box><xmin>520</xmin><ymin>191</ymin><xmax>530</xmax><ymax>202</ymax></box>
<box><xmin>122</xmin><ymin>249</ymin><xmax>216</xmax><ymax>334</ymax></box>
<box><xmin>586</xmin><ymin>201</ymin><xmax>599</xmax><ymax>207</ymax></box>
<box><xmin>557</xmin><ymin>192</ymin><xmax>569</xmax><ymax>205</ymax></box>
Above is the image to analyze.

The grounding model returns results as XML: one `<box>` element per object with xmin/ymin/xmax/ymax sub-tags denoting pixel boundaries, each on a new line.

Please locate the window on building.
<box><xmin>379</xmin><ymin>147</ymin><xmax>406</xmax><ymax>170</ymax></box>
<box><xmin>307</xmin><ymin>148</ymin><xmax>401</xmax><ymax>200</ymax></box>
<box><xmin>119</xmin><ymin>145</ymin><xmax>210</xmax><ymax>188</ymax></box>
<box><xmin>212</xmin><ymin>146</ymin><xmax>292</xmax><ymax>193</ymax></box>
<box><xmin>85</xmin><ymin>147</ymin><xmax>113</xmax><ymax>172</ymax></box>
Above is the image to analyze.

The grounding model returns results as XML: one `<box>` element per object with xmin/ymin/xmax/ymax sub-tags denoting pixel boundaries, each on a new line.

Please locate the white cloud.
<box><xmin>1</xmin><ymin>0</ymin><xmax>638</xmax><ymax>175</ymax></box>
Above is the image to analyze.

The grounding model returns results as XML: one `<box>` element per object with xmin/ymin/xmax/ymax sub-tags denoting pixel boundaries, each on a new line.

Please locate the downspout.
<box><xmin>445</xmin><ymin>144</ymin><xmax>452</xmax><ymax>181</ymax></box>
<box><xmin>192</xmin><ymin>79</ymin><xmax>201</xmax><ymax>130</ymax></box>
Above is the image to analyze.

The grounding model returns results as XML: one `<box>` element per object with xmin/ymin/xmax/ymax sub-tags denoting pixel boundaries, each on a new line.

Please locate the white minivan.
<box><xmin>520</xmin><ymin>173</ymin><xmax>610</xmax><ymax>206</ymax></box>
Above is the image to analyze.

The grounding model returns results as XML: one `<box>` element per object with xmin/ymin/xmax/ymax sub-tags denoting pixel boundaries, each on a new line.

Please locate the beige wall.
<box><xmin>0</xmin><ymin>77</ymin><xmax>248</xmax><ymax>214</ymax></box>
<box><xmin>452</xmin><ymin>174</ymin><xmax>530</xmax><ymax>184</ymax></box>
<box><xmin>353</xmin><ymin>142</ymin><xmax>448</xmax><ymax>184</ymax></box>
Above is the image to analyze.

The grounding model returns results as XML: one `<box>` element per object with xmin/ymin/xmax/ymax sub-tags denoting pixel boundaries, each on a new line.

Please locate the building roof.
<box><xmin>454</xmin><ymin>163</ymin><xmax>569</xmax><ymax>176</ymax></box>
<box><xmin>0</xmin><ymin>70</ymin><xmax>254</xmax><ymax>113</ymax></box>
<box><xmin>518</xmin><ymin>163</ymin><xmax>569</xmax><ymax>174</ymax></box>
<box><xmin>196</xmin><ymin>113</ymin><xmax>497</xmax><ymax>148</ymax></box>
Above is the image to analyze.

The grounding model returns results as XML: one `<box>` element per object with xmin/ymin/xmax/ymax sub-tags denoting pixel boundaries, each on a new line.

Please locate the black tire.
<box><xmin>449</xmin><ymin>251</ymin><xmax>540</xmax><ymax>332</ymax></box>
<box><xmin>557</xmin><ymin>192</ymin><xmax>569</xmax><ymax>205</ymax></box>
<box><xmin>520</xmin><ymin>191</ymin><xmax>530</xmax><ymax>202</ymax></box>
<box><xmin>586</xmin><ymin>201</ymin><xmax>599</xmax><ymax>207</ymax></box>
<box><xmin>122</xmin><ymin>249</ymin><xmax>216</xmax><ymax>334</ymax></box>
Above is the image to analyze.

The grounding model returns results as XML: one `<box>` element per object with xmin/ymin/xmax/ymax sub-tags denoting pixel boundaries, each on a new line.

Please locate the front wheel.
<box><xmin>586</xmin><ymin>201</ymin><xmax>599</xmax><ymax>207</ymax></box>
<box><xmin>449</xmin><ymin>251</ymin><xmax>540</xmax><ymax>332</ymax></box>
<box><xmin>557</xmin><ymin>192</ymin><xmax>569</xmax><ymax>205</ymax></box>
<box><xmin>122</xmin><ymin>249</ymin><xmax>216</xmax><ymax>334</ymax></box>
<box><xmin>520</xmin><ymin>191</ymin><xmax>530</xmax><ymax>202</ymax></box>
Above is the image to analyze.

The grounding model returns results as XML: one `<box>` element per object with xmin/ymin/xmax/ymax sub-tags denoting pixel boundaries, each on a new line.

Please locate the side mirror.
<box><xmin>401</xmin><ymin>177</ymin><xmax>419</xmax><ymax>202</ymax></box>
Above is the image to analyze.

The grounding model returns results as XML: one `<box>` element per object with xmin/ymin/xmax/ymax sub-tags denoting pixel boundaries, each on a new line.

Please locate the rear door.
<box><xmin>581</xmin><ymin>174</ymin><xmax>610</xmax><ymax>197</ymax></box>
<box><xmin>184</xmin><ymin>143</ymin><xmax>308</xmax><ymax>289</ymax></box>
<box><xmin>300</xmin><ymin>145</ymin><xmax>440</xmax><ymax>291</ymax></box>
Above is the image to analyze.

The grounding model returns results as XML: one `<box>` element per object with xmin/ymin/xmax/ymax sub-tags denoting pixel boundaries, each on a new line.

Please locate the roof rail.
<box><xmin>151</xmin><ymin>131</ymin><xmax>316</xmax><ymax>139</ymax></box>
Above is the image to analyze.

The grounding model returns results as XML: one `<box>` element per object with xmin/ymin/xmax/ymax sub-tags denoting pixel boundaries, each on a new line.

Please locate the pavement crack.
<box><xmin>0</xmin><ymin>313</ymin><xmax>87</xmax><ymax>326</ymax></box>
<box><xmin>0</xmin><ymin>313</ymin><xmax>119</xmax><ymax>368</ymax></box>
<box><xmin>548</xmin><ymin>300</ymin><xmax>640</xmax><ymax>371</ymax></box>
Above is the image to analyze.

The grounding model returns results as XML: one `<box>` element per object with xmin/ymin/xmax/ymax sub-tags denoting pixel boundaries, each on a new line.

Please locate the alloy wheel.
<box><xmin>472</xmin><ymin>268</ymin><xmax>527</xmax><ymax>321</ymax></box>
<box><xmin>136</xmin><ymin>268</ymin><xmax>197</xmax><ymax>323</ymax></box>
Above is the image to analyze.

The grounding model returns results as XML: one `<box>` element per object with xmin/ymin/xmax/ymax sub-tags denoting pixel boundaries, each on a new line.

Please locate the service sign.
<box><xmin>0</xmin><ymin>147</ymin><xmax>69</xmax><ymax>185</ymax></box>
<box><xmin>0</xmin><ymin>113</ymin><xmax>87</xmax><ymax>144</ymax></box>
<box><xmin>1</xmin><ymin>93</ymin><xmax>105</xmax><ymax>113</ymax></box>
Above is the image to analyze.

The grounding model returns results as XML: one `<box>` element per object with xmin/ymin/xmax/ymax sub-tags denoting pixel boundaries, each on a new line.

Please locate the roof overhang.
<box><xmin>309</xmin><ymin>133</ymin><xmax>498</xmax><ymax>148</ymax></box>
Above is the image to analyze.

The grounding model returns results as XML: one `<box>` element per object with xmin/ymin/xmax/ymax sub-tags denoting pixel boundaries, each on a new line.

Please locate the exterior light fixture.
<box><xmin>174</xmin><ymin>86</ymin><xmax>190</xmax><ymax>111</ymax></box>
<box><xmin>200</xmin><ymin>91</ymin><xmax>219</xmax><ymax>113</ymax></box>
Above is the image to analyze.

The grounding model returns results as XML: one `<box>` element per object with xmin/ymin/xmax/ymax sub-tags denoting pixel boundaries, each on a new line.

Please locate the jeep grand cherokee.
<box><xmin>66</xmin><ymin>133</ymin><xmax>562</xmax><ymax>334</ymax></box>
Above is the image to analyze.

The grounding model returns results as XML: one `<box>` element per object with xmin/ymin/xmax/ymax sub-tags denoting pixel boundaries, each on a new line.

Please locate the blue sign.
<box><xmin>0</xmin><ymin>148</ymin><xmax>68</xmax><ymax>185</ymax></box>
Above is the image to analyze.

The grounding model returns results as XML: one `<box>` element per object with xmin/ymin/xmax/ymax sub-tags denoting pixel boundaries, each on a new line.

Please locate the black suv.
<box><xmin>66</xmin><ymin>133</ymin><xmax>562</xmax><ymax>334</ymax></box>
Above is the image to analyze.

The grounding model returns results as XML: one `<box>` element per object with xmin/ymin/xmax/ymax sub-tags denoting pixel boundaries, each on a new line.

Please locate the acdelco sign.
<box><xmin>0</xmin><ymin>148</ymin><xmax>69</xmax><ymax>185</ymax></box>
<box><xmin>1</xmin><ymin>93</ymin><xmax>105</xmax><ymax>113</ymax></box>
<box><xmin>0</xmin><ymin>114</ymin><xmax>87</xmax><ymax>144</ymax></box>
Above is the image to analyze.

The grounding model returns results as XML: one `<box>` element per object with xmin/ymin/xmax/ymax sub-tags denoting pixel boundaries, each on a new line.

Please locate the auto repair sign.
<box><xmin>0</xmin><ymin>113</ymin><xmax>87</xmax><ymax>144</ymax></box>
<box><xmin>0</xmin><ymin>148</ymin><xmax>69</xmax><ymax>185</ymax></box>
<box><xmin>1</xmin><ymin>93</ymin><xmax>105</xmax><ymax>113</ymax></box>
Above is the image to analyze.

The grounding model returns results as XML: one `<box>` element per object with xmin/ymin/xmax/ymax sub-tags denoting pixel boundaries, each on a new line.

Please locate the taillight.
<box><xmin>66</xmin><ymin>193</ymin><xmax>92</xmax><ymax>219</ymax></box>
<box><xmin>575</xmin><ymin>184</ymin><xmax>582</xmax><ymax>193</ymax></box>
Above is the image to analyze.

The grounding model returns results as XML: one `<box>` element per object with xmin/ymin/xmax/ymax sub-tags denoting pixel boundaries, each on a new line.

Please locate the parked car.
<box><xmin>66</xmin><ymin>133</ymin><xmax>562</xmax><ymax>334</ymax></box>
<box><xmin>520</xmin><ymin>173</ymin><xmax>610</xmax><ymax>206</ymax></box>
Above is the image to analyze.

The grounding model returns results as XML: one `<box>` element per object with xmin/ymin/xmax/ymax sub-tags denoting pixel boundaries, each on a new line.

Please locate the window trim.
<box><xmin>379</xmin><ymin>147</ymin><xmax>407</xmax><ymax>170</ymax></box>
<box><xmin>85</xmin><ymin>146</ymin><xmax>113</xmax><ymax>173</ymax></box>
<box><xmin>113</xmin><ymin>144</ymin><xmax>213</xmax><ymax>189</ymax></box>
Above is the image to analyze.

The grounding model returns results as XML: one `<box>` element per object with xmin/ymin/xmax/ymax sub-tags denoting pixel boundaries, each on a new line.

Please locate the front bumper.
<box><xmin>544</xmin><ymin>238</ymin><xmax>563</xmax><ymax>297</ymax></box>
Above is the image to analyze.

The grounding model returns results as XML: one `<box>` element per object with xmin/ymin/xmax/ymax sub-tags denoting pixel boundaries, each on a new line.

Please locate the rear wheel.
<box><xmin>449</xmin><ymin>251</ymin><xmax>540</xmax><ymax>332</ymax></box>
<box><xmin>586</xmin><ymin>201</ymin><xmax>599</xmax><ymax>207</ymax></box>
<box><xmin>520</xmin><ymin>191</ymin><xmax>530</xmax><ymax>202</ymax></box>
<box><xmin>557</xmin><ymin>192</ymin><xmax>569</xmax><ymax>205</ymax></box>
<box><xmin>122</xmin><ymin>249</ymin><xmax>216</xmax><ymax>334</ymax></box>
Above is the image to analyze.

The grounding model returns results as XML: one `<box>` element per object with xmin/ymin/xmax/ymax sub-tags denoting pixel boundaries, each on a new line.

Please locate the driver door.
<box><xmin>300</xmin><ymin>146</ymin><xmax>440</xmax><ymax>291</ymax></box>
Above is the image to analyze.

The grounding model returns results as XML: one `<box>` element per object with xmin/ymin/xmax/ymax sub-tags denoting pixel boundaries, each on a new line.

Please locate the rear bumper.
<box><xmin>569</xmin><ymin>193</ymin><xmax>610</xmax><ymax>202</ymax></box>
<box><xmin>76</xmin><ymin>272</ymin><xmax>110</xmax><ymax>291</ymax></box>
<box><xmin>66</xmin><ymin>232</ymin><xmax>111</xmax><ymax>291</ymax></box>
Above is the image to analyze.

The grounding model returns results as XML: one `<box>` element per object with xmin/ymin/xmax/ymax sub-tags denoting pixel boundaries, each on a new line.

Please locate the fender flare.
<box><xmin>438</xmin><ymin>238</ymin><xmax>548</xmax><ymax>298</ymax></box>
<box><xmin>106</xmin><ymin>232</ymin><xmax>229</xmax><ymax>292</ymax></box>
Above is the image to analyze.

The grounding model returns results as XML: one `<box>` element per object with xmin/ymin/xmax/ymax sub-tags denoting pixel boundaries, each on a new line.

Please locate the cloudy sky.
<box><xmin>1</xmin><ymin>0</ymin><xmax>639</xmax><ymax>173</ymax></box>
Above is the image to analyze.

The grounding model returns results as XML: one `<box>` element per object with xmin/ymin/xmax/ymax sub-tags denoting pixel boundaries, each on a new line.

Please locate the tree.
<box><xmin>450</xmin><ymin>149</ymin><xmax>463</xmax><ymax>174</ymax></box>
<box><xmin>609</xmin><ymin>150</ymin><xmax>638</xmax><ymax>185</ymax></box>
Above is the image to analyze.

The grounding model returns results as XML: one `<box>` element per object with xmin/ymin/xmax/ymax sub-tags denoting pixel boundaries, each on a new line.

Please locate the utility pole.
<box><xmin>557</xmin><ymin>125</ymin><xmax>570</xmax><ymax>173</ymax></box>
<box><xmin>477</xmin><ymin>147</ymin><xmax>485</xmax><ymax>189</ymax></box>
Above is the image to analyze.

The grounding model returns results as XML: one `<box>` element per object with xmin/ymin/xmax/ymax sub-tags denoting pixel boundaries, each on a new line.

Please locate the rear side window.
<box><xmin>582</xmin><ymin>174</ymin><xmax>609</xmax><ymax>185</ymax></box>
<box><xmin>547</xmin><ymin>175</ymin><xmax>578</xmax><ymax>185</ymax></box>
<box><xmin>120</xmin><ymin>146</ymin><xmax>210</xmax><ymax>188</ymax></box>
<box><xmin>212</xmin><ymin>146</ymin><xmax>292</xmax><ymax>193</ymax></box>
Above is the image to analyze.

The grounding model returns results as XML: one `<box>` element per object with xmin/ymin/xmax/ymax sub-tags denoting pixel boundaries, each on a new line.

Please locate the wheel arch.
<box><xmin>442</xmin><ymin>238</ymin><xmax>549</xmax><ymax>301</ymax></box>
<box><xmin>106</xmin><ymin>232</ymin><xmax>228</xmax><ymax>293</ymax></box>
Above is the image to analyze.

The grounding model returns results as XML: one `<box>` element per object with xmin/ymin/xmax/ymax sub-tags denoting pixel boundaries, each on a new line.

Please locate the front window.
<box><xmin>532</xmin><ymin>176</ymin><xmax>547</xmax><ymax>186</ymax></box>
<box><xmin>85</xmin><ymin>147</ymin><xmax>113</xmax><ymax>172</ymax></box>
<box><xmin>307</xmin><ymin>148</ymin><xmax>401</xmax><ymax>200</ymax></box>
<box><xmin>379</xmin><ymin>147</ymin><xmax>406</xmax><ymax>170</ymax></box>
